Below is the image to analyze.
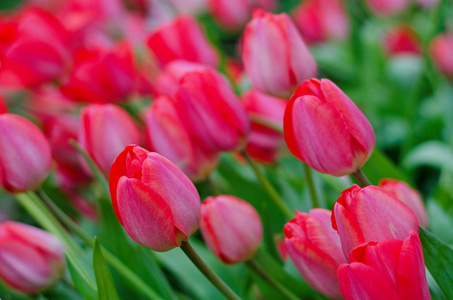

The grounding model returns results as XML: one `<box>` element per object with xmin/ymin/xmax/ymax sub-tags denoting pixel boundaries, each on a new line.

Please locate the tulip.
<box><xmin>284</xmin><ymin>209</ymin><xmax>346</xmax><ymax>299</ymax></box>
<box><xmin>284</xmin><ymin>78</ymin><xmax>375</xmax><ymax>176</ymax></box>
<box><xmin>379</xmin><ymin>179</ymin><xmax>428</xmax><ymax>228</ymax></box>
<box><xmin>382</xmin><ymin>25</ymin><xmax>421</xmax><ymax>56</ymax></box>
<box><xmin>0</xmin><ymin>221</ymin><xmax>66</xmax><ymax>293</ymax></box>
<box><xmin>242</xmin><ymin>9</ymin><xmax>317</xmax><ymax>98</ymax></box>
<box><xmin>0</xmin><ymin>94</ymin><xmax>7</xmax><ymax>114</ymax></box>
<box><xmin>175</xmin><ymin>67</ymin><xmax>250</xmax><ymax>152</ymax></box>
<box><xmin>146</xmin><ymin>15</ymin><xmax>218</xmax><ymax>67</ymax></box>
<box><xmin>200</xmin><ymin>195</ymin><xmax>262</xmax><ymax>264</ymax></box>
<box><xmin>0</xmin><ymin>114</ymin><xmax>52</xmax><ymax>193</ymax></box>
<box><xmin>365</xmin><ymin>0</ymin><xmax>410</xmax><ymax>15</ymax></box>
<box><xmin>332</xmin><ymin>185</ymin><xmax>419</xmax><ymax>257</ymax></box>
<box><xmin>338</xmin><ymin>230</ymin><xmax>431</xmax><ymax>300</ymax></box>
<box><xmin>430</xmin><ymin>33</ymin><xmax>453</xmax><ymax>80</ymax></box>
<box><xmin>79</xmin><ymin>104</ymin><xmax>140</xmax><ymax>175</ymax></box>
<box><xmin>109</xmin><ymin>145</ymin><xmax>201</xmax><ymax>251</ymax></box>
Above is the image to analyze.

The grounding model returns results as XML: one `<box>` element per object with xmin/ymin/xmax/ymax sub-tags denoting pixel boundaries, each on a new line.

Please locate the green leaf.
<box><xmin>403</xmin><ymin>141</ymin><xmax>453</xmax><ymax>174</ymax></box>
<box><xmin>419</xmin><ymin>227</ymin><xmax>453</xmax><ymax>299</ymax></box>
<box><xmin>93</xmin><ymin>237</ymin><xmax>120</xmax><ymax>300</ymax></box>
<box><xmin>361</xmin><ymin>149</ymin><xmax>409</xmax><ymax>184</ymax></box>
<box><xmin>66</xmin><ymin>253</ymin><xmax>97</xmax><ymax>300</ymax></box>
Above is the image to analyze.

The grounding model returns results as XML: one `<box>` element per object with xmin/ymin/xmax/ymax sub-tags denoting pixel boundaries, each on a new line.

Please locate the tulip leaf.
<box><xmin>92</xmin><ymin>237</ymin><xmax>121</xmax><ymax>300</ymax></box>
<box><xmin>403</xmin><ymin>141</ymin><xmax>453</xmax><ymax>174</ymax></box>
<box><xmin>65</xmin><ymin>253</ymin><xmax>98</xmax><ymax>300</ymax></box>
<box><xmin>419</xmin><ymin>227</ymin><xmax>453</xmax><ymax>299</ymax></box>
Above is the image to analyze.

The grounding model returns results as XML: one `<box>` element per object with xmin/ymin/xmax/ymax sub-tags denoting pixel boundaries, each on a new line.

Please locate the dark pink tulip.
<box><xmin>380</xmin><ymin>179</ymin><xmax>428</xmax><ymax>228</ymax></box>
<box><xmin>430</xmin><ymin>33</ymin><xmax>453</xmax><ymax>80</ymax></box>
<box><xmin>242</xmin><ymin>9</ymin><xmax>317</xmax><ymax>97</ymax></box>
<box><xmin>284</xmin><ymin>78</ymin><xmax>375</xmax><ymax>176</ymax></box>
<box><xmin>109</xmin><ymin>145</ymin><xmax>201</xmax><ymax>251</ymax></box>
<box><xmin>338</xmin><ymin>231</ymin><xmax>431</xmax><ymax>300</ymax></box>
<box><xmin>365</xmin><ymin>0</ymin><xmax>410</xmax><ymax>15</ymax></box>
<box><xmin>382</xmin><ymin>25</ymin><xmax>421</xmax><ymax>56</ymax></box>
<box><xmin>0</xmin><ymin>94</ymin><xmax>7</xmax><ymax>114</ymax></box>
<box><xmin>0</xmin><ymin>221</ymin><xmax>66</xmax><ymax>293</ymax></box>
<box><xmin>200</xmin><ymin>195</ymin><xmax>262</xmax><ymax>264</ymax></box>
<box><xmin>79</xmin><ymin>104</ymin><xmax>140</xmax><ymax>175</ymax></box>
<box><xmin>284</xmin><ymin>209</ymin><xmax>346</xmax><ymax>299</ymax></box>
<box><xmin>332</xmin><ymin>185</ymin><xmax>419</xmax><ymax>257</ymax></box>
<box><xmin>0</xmin><ymin>114</ymin><xmax>52</xmax><ymax>193</ymax></box>
<box><xmin>146</xmin><ymin>15</ymin><xmax>218</xmax><ymax>67</ymax></box>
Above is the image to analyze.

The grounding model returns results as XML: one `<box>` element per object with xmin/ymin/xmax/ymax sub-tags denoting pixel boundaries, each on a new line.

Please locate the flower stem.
<box><xmin>302</xmin><ymin>163</ymin><xmax>320</xmax><ymax>208</ymax></box>
<box><xmin>241</xmin><ymin>151</ymin><xmax>293</xmax><ymax>219</ymax></box>
<box><xmin>180</xmin><ymin>241</ymin><xmax>241</xmax><ymax>300</ymax></box>
<box><xmin>351</xmin><ymin>168</ymin><xmax>371</xmax><ymax>187</ymax></box>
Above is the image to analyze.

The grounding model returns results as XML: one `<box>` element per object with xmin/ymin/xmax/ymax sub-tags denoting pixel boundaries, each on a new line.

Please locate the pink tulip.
<box><xmin>242</xmin><ymin>9</ymin><xmax>317</xmax><ymax>97</ymax></box>
<box><xmin>79</xmin><ymin>104</ymin><xmax>140</xmax><ymax>175</ymax></box>
<box><xmin>200</xmin><ymin>195</ymin><xmax>262</xmax><ymax>264</ymax></box>
<box><xmin>109</xmin><ymin>145</ymin><xmax>201</xmax><ymax>251</ymax></box>
<box><xmin>382</xmin><ymin>25</ymin><xmax>421</xmax><ymax>56</ymax></box>
<box><xmin>338</xmin><ymin>230</ymin><xmax>431</xmax><ymax>300</ymax></box>
<box><xmin>284</xmin><ymin>78</ymin><xmax>375</xmax><ymax>176</ymax></box>
<box><xmin>146</xmin><ymin>15</ymin><xmax>218</xmax><ymax>67</ymax></box>
<box><xmin>365</xmin><ymin>0</ymin><xmax>410</xmax><ymax>15</ymax></box>
<box><xmin>0</xmin><ymin>114</ymin><xmax>52</xmax><ymax>193</ymax></box>
<box><xmin>430</xmin><ymin>33</ymin><xmax>453</xmax><ymax>80</ymax></box>
<box><xmin>284</xmin><ymin>209</ymin><xmax>346</xmax><ymax>299</ymax></box>
<box><xmin>0</xmin><ymin>221</ymin><xmax>66</xmax><ymax>293</ymax></box>
<box><xmin>332</xmin><ymin>185</ymin><xmax>419</xmax><ymax>258</ymax></box>
<box><xmin>379</xmin><ymin>179</ymin><xmax>428</xmax><ymax>228</ymax></box>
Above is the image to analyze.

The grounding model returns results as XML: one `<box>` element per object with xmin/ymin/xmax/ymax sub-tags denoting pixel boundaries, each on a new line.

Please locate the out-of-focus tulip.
<box><xmin>109</xmin><ymin>145</ymin><xmax>201</xmax><ymax>251</ymax></box>
<box><xmin>242</xmin><ymin>9</ymin><xmax>317</xmax><ymax>98</ymax></box>
<box><xmin>143</xmin><ymin>95</ymin><xmax>219</xmax><ymax>182</ymax></box>
<box><xmin>0</xmin><ymin>114</ymin><xmax>52</xmax><ymax>193</ymax></box>
<box><xmin>332</xmin><ymin>185</ymin><xmax>419</xmax><ymax>257</ymax></box>
<box><xmin>79</xmin><ymin>104</ymin><xmax>140</xmax><ymax>175</ymax></box>
<box><xmin>382</xmin><ymin>25</ymin><xmax>421</xmax><ymax>56</ymax></box>
<box><xmin>175</xmin><ymin>67</ymin><xmax>250</xmax><ymax>152</ymax></box>
<box><xmin>200</xmin><ymin>195</ymin><xmax>262</xmax><ymax>264</ymax></box>
<box><xmin>224</xmin><ymin>58</ymin><xmax>245</xmax><ymax>86</ymax></box>
<box><xmin>241</xmin><ymin>90</ymin><xmax>286</xmax><ymax>163</ymax></box>
<box><xmin>274</xmin><ymin>234</ymin><xmax>288</xmax><ymax>261</ymax></box>
<box><xmin>365</xmin><ymin>0</ymin><xmax>410</xmax><ymax>15</ymax></box>
<box><xmin>284</xmin><ymin>209</ymin><xmax>346</xmax><ymax>299</ymax></box>
<box><xmin>0</xmin><ymin>221</ymin><xmax>66</xmax><ymax>293</ymax></box>
<box><xmin>379</xmin><ymin>179</ymin><xmax>428</xmax><ymax>228</ymax></box>
<box><xmin>417</xmin><ymin>0</ymin><xmax>439</xmax><ymax>8</ymax></box>
<box><xmin>338</xmin><ymin>230</ymin><xmax>431</xmax><ymax>300</ymax></box>
<box><xmin>61</xmin><ymin>42</ymin><xmax>137</xmax><ymax>103</ymax></box>
<box><xmin>0</xmin><ymin>94</ymin><xmax>7</xmax><ymax>114</ymax></box>
<box><xmin>284</xmin><ymin>78</ymin><xmax>375</xmax><ymax>176</ymax></box>
<box><xmin>292</xmin><ymin>0</ymin><xmax>349</xmax><ymax>44</ymax></box>
<box><xmin>146</xmin><ymin>15</ymin><xmax>218</xmax><ymax>67</ymax></box>
<box><xmin>430</xmin><ymin>33</ymin><xmax>453</xmax><ymax>80</ymax></box>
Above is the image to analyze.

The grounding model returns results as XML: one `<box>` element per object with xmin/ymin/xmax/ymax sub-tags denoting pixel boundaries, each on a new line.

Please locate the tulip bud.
<box><xmin>430</xmin><ymin>33</ymin><xmax>453</xmax><ymax>80</ymax></box>
<box><xmin>365</xmin><ymin>0</ymin><xmax>410</xmax><ymax>15</ymax></box>
<box><xmin>379</xmin><ymin>179</ymin><xmax>428</xmax><ymax>228</ymax></box>
<box><xmin>0</xmin><ymin>221</ymin><xmax>66</xmax><ymax>293</ymax></box>
<box><xmin>332</xmin><ymin>185</ymin><xmax>419</xmax><ymax>258</ymax></box>
<box><xmin>338</xmin><ymin>230</ymin><xmax>431</xmax><ymax>300</ymax></box>
<box><xmin>0</xmin><ymin>114</ymin><xmax>52</xmax><ymax>193</ymax></box>
<box><xmin>242</xmin><ymin>9</ymin><xmax>317</xmax><ymax>98</ymax></box>
<box><xmin>109</xmin><ymin>145</ymin><xmax>201</xmax><ymax>251</ymax></box>
<box><xmin>200</xmin><ymin>195</ymin><xmax>262</xmax><ymax>264</ymax></box>
<box><xmin>382</xmin><ymin>25</ymin><xmax>421</xmax><ymax>56</ymax></box>
<box><xmin>284</xmin><ymin>78</ymin><xmax>375</xmax><ymax>176</ymax></box>
<box><xmin>284</xmin><ymin>209</ymin><xmax>346</xmax><ymax>299</ymax></box>
<box><xmin>79</xmin><ymin>104</ymin><xmax>140</xmax><ymax>175</ymax></box>
<box><xmin>146</xmin><ymin>15</ymin><xmax>218</xmax><ymax>67</ymax></box>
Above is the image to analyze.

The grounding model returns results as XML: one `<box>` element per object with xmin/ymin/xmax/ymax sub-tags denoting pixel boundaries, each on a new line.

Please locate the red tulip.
<box><xmin>146</xmin><ymin>15</ymin><xmax>218</xmax><ymax>67</ymax></box>
<box><xmin>430</xmin><ymin>33</ymin><xmax>453</xmax><ymax>80</ymax></box>
<box><xmin>109</xmin><ymin>145</ymin><xmax>201</xmax><ymax>251</ymax></box>
<box><xmin>284</xmin><ymin>209</ymin><xmax>346</xmax><ymax>299</ymax></box>
<box><xmin>242</xmin><ymin>9</ymin><xmax>317</xmax><ymax>97</ymax></box>
<box><xmin>332</xmin><ymin>185</ymin><xmax>419</xmax><ymax>257</ymax></box>
<box><xmin>284</xmin><ymin>78</ymin><xmax>375</xmax><ymax>176</ymax></box>
<box><xmin>79</xmin><ymin>104</ymin><xmax>140</xmax><ymax>175</ymax></box>
<box><xmin>0</xmin><ymin>221</ymin><xmax>66</xmax><ymax>293</ymax></box>
<box><xmin>200</xmin><ymin>195</ymin><xmax>262</xmax><ymax>264</ymax></box>
<box><xmin>379</xmin><ymin>179</ymin><xmax>428</xmax><ymax>228</ymax></box>
<box><xmin>365</xmin><ymin>0</ymin><xmax>410</xmax><ymax>15</ymax></box>
<box><xmin>382</xmin><ymin>25</ymin><xmax>421</xmax><ymax>56</ymax></box>
<box><xmin>338</xmin><ymin>231</ymin><xmax>431</xmax><ymax>300</ymax></box>
<box><xmin>0</xmin><ymin>94</ymin><xmax>7</xmax><ymax>114</ymax></box>
<box><xmin>0</xmin><ymin>114</ymin><xmax>52</xmax><ymax>193</ymax></box>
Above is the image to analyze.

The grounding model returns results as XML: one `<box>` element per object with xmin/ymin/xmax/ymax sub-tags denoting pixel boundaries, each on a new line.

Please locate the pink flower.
<box><xmin>430</xmin><ymin>33</ymin><xmax>453</xmax><ymax>80</ymax></box>
<box><xmin>0</xmin><ymin>94</ymin><xmax>7</xmax><ymax>114</ymax></box>
<box><xmin>365</xmin><ymin>0</ymin><xmax>410</xmax><ymax>15</ymax></box>
<box><xmin>382</xmin><ymin>25</ymin><xmax>421</xmax><ymax>56</ymax></box>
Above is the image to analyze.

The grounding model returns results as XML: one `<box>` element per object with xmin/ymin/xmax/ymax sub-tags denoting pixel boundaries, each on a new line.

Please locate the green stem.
<box><xmin>241</xmin><ymin>151</ymin><xmax>293</xmax><ymax>219</ymax></box>
<box><xmin>302</xmin><ymin>163</ymin><xmax>320</xmax><ymax>208</ymax></box>
<box><xmin>351</xmin><ymin>168</ymin><xmax>371</xmax><ymax>187</ymax></box>
<box><xmin>180</xmin><ymin>241</ymin><xmax>241</xmax><ymax>300</ymax></box>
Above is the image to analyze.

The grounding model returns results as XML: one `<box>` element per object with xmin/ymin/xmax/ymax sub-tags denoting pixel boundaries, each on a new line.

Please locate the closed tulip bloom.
<box><xmin>430</xmin><ymin>33</ymin><xmax>453</xmax><ymax>80</ymax></box>
<box><xmin>284</xmin><ymin>78</ymin><xmax>375</xmax><ymax>176</ymax></box>
<box><xmin>109</xmin><ymin>145</ymin><xmax>201</xmax><ymax>251</ymax></box>
<box><xmin>284</xmin><ymin>209</ymin><xmax>346</xmax><ymax>299</ymax></box>
<box><xmin>338</xmin><ymin>231</ymin><xmax>431</xmax><ymax>300</ymax></box>
<box><xmin>175</xmin><ymin>67</ymin><xmax>250</xmax><ymax>152</ymax></box>
<box><xmin>0</xmin><ymin>221</ymin><xmax>66</xmax><ymax>293</ymax></box>
<box><xmin>0</xmin><ymin>114</ymin><xmax>52</xmax><ymax>193</ymax></box>
<box><xmin>242</xmin><ymin>9</ymin><xmax>317</xmax><ymax>98</ymax></box>
<box><xmin>147</xmin><ymin>15</ymin><xmax>218</xmax><ymax>67</ymax></box>
<box><xmin>200</xmin><ymin>195</ymin><xmax>262</xmax><ymax>264</ymax></box>
<box><xmin>379</xmin><ymin>179</ymin><xmax>428</xmax><ymax>228</ymax></box>
<box><xmin>332</xmin><ymin>185</ymin><xmax>419</xmax><ymax>258</ymax></box>
<box><xmin>79</xmin><ymin>104</ymin><xmax>140</xmax><ymax>175</ymax></box>
<box><xmin>365</xmin><ymin>0</ymin><xmax>410</xmax><ymax>15</ymax></box>
<box><xmin>382</xmin><ymin>25</ymin><xmax>421</xmax><ymax>56</ymax></box>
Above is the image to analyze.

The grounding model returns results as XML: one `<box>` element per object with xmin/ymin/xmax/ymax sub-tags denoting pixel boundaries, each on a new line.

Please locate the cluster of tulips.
<box><xmin>0</xmin><ymin>0</ymin><xmax>452</xmax><ymax>299</ymax></box>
